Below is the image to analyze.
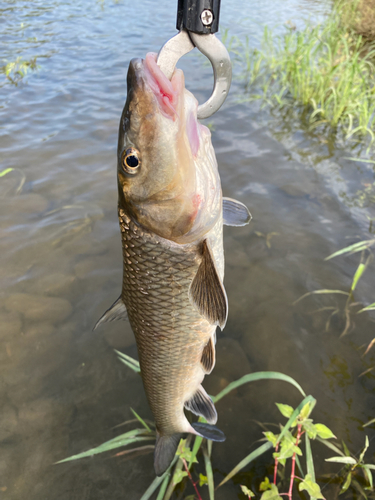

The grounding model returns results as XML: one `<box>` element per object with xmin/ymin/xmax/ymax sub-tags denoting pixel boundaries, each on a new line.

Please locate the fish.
<box><xmin>95</xmin><ymin>52</ymin><xmax>251</xmax><ymax>476</ymax></box>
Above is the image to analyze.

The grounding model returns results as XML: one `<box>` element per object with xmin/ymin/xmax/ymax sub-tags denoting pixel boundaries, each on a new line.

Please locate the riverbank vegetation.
<box><xmin>239</xmin><ymin>1</ymin><xmax>375</xmax><ymax>143</ymax></box>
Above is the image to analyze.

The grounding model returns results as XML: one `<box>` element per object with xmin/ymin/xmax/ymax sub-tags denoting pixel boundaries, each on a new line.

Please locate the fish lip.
<box><xmin>143</xmin><ymin>52</ymin><xmax>181</xmax><ymax>120</ymax></box>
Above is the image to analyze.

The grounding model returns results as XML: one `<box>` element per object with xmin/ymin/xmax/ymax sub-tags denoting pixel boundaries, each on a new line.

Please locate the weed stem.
<box><xmin>288</xmin><ymin>424</ymin><xmax>302</xmax><ymax>499</ymax></box>
<box><xmin>182</xmin><ymin>458</ymin><xmax>203</xmax><ymax>500</ymax></box>
<box><xmin>274</xmin><ymin>442</ymin><xmax>279</xmax><ymax>484</ymax></box>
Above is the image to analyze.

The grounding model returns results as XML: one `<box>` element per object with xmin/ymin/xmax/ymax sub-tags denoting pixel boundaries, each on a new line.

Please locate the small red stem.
<box><xmin>288</xmin><ymin>424</ymin><xmax>302</xmax><ymax>500</ymax></box>
<box><xmin>274</xmin><ymin>442</ymin><xmax>279</xmax><ymax>484</ymax></box>
<box><xmin>182</xmin><ymin>458</ymin><xmax>203</xmax><ymax>500</ymax></box>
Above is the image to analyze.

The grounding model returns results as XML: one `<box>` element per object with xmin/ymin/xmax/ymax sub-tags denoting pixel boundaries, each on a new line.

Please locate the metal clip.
<box><xmin>156</xmin><ymin>29</ymin><xmax>232</xmax><ymax>119</ymax></box>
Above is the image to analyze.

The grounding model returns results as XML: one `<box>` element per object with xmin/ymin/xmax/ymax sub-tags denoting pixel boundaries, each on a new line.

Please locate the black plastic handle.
<box><xmin>176</xmin><ymin>0</ymin><xmax>221</xmax><ymax>34</ymax></box>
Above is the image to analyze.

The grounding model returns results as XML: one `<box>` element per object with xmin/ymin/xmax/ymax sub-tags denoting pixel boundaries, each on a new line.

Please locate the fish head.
<box><xmin>117</xmin><ymin>53</ymin><xmax>221</xmax><ymax>243</ymax></box>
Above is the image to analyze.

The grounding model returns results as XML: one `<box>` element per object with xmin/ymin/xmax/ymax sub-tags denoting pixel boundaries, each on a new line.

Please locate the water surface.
<box><xmin>1</xmin><ymin>0</ymin><xmax>374</xmax><ymax>499</ymax></box>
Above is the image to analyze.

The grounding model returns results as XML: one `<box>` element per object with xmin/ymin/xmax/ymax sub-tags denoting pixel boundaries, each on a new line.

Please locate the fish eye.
<box><xmin>121</xmin><ymin>147</ymin><xmax>141</xmax><ymax>175</ymax></box>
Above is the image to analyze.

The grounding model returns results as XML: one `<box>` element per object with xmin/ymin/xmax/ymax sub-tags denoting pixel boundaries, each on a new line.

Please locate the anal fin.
<box><xmin>154</xmin><ymin>432</ymin><xmax>182</xmax><ymax>476</ymax></box>
<box><xmin>93</xmin><ymin>295</ymin><xmax>128</xmax><ymax>331</ymax></box>
<box><xmin>201</xmin><ymin>336</ymin><xmax>216</xmax><ymax>374</ymax></box>
<box><xmin>189</xmin><ymin>239</ymin><xmax>228</xmax><ymax>329</ymax></box>
<box><xmin>223</xmin><ymin>197</ymin><xmax>252</xmax><ymax>226</ymax></box>
<box><xmin>184</xmin><ymin>384</ymin><xmax>217</xmax><ymax>424</ymax></box>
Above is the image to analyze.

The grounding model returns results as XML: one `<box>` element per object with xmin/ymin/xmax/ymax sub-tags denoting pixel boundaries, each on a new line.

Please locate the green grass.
<box><xmin>241</xmin><ymin>2</ymin><xmax>375</xmax><ymax>142</ymax></box>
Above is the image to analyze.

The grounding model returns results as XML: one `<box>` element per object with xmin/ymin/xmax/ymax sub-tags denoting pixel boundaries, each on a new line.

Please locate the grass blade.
<box><xmin>203</xmin><ymin>446</ymin><xmax>215</xmax><ymax>500</ymax></box>
<box><xmin>189</xmin><ymin>435</ymin><xmax>203</xmax><ymax>469</ymax></box>
<box><xmin>114</xmin><ymin>349</ymin><xmax>140</xmax><ymax>373</ymax></box>
<box><xmin>293</xmin><ymin>290</ymin><xmax>349</xmax><ymax>306</ymax></box>
<box><xmin>131</xmin><ymin>408</ymin><xmax>151</xmax><ymax>432</ymax></box>
<box><xmin>325</xmin><ymin>240</ymin><xmax>375</xmax><ymax>260</ymax></box>
<box><xmin>140</xmin><ymin>472</ymin><xmax>169</xmax><ymax>500</ymax></box>
<box><xmin>212</xmin><ymin>372</ymin><xmax>306</xmax><ymax>404</ymax></box>
<box><xmin>316</xmin><ymin>437</ymin><xmax>345</xmax><ymax>456</ymax></box>
<box><xmin>217</xmin><ymin>441</ymin><xmax>273</xmax><ymax>488</ymax></box>
<box><xmin>305</xmin><ymin>434</ymin><xmax>316</xmax><ymax>500</ymax></box>
<box><xmin>156</xmin><ymin>473</ymin><xmax>171</xmax><ymax>500</ymax></box>
<box><xmin>56</xmin><ymin>436</ymin><xmax>154</xmax><ymax>463</ymax></box>
<box><xmin>358</xmin><ymin>303</ymin><xmax>375</xmax><ymax>313</ymax></box>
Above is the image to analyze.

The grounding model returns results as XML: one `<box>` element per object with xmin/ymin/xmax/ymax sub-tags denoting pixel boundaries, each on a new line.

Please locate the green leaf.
<box><xmin>276</xmin><ymin>403</ymin><xmax>294</xmax><ymax>419</ymax></box>
<box><xmin>325</xmin><ymin>456</ymin><xmax>357</xmax><ymax>465</ymax></box>
<box><xmin>363</xmin><ymin>418</ymin><xmax>375</xmax><ymax>428</ymax></box>
<box><xmin>325</xmin><ymin>239</ymin><xmax>375</xmax><ymax>260</ymax></box>
<box><xmin>299</xmin><ymin>474</ymin><xmax>325</xmax><ymax>499</ymax></box>
<box><xmin>303</xmin><ymin>420</ymin><xmax>317</xmax><ymax>439</ymax></box>
<box><xmin>315</xmin><ymin>424</ymin><xmax>336</xmax><ymax>440</ymax></box>
<box><xmin>362</xmin><ymin>465</ymin><xmax>373</xmax><ymax>489</ymax></box>
<box><xmin>0</xmin><ymin>168</ymin><xmax>14</xmax><ymax>178</ymax></box>
<box><xmin>305</xmin><ymin>434</ymin><xmax>315</xmax><ymax>492</ymax></box>
<box><xmin>342</xmin><ymin>440</ymin><xmax>351</xmax><ymax>457</ymax></box>
<box><xmin>358</xmin><ymin>303</ymin><xmax>375</xmax><ymax>313</ymax></box>
<box><xmin>340</xmin><ymin>472</ymin><xmax>352</xmax><ymax>494</ymax></box>
<box><xmin>276</xmin><ymin>396</ymin><xmax>316</xmax><ymax>447</ymax></box>
<box><xmin>115</xmin><ymin>350</ymin><xmax>141</xmax><ymax>373</ymax></box>
<box><xmin>188</xmin><ymin>434</ymin><xmax>203</xmax><ymax>469</ymax></box>
<box><xmin>199</xmin><ymin>473</ymin><xmax>208</xmax><ymax>487</ymax></box>
<box><xmin>55</xmin><ymin>428</ymin><xmax>154</xmax><ymax>463</ymax></box>
<box><xmin>293</xmin><ymin>290</ymin><xmax>349</xmax><ymax>306</ymax></box>
<box><xmin>213</xmin><ymin>372</ymin><xmax>306</xmax><ymax>404</ymax></box>
<box><xmin>299</xmin><ymin>402</ymin><xmax>312</xmax><ymax>421</ymax></box>
<box><xmin>130</xmin><ymin>408</ymin><xmax>151</xmax><ymax>432</ymax></box>
<box><xmin>173</xmin><ymin>469</ymin><xmax>188</xmax><ymax>485</ymax></box>
<box><xmin>176</xmin><ymin>439</ymin><xmax>198</xmax><ymax>464</ymax></box>
<box><xmin>241</xmin><ymin>485</ymin><xmax>255</xmax><ymax>498</ymax></box>
<box><xmin>260</xmin><ymin>484</ymin><xmax>282</xmax><ymax>499</ymax></box>
<box><xmin>316</xmin><ymin>437</ymin><xmax>345</xmax><ymax>456</ymax></box>
<box><xmin>260</xmin><ymin>477</ymin><xmax>272</xmax><ymax>491</ymax></box>
<box><xmin>218</xmin><ymin>441</ymin><xmax>273</xmax><ymax>488</ymax></box>
<box><xmin>264</xmin><ymin>432</ymin><xmax>279</xmax><ymax>447</ymax></box>
<box><xmin>358</xmin><ymin>436</ymin><xmax>369</xmax><ymax>464</ymax></box>
<box><xmin>350</xmin><ymin>262</ymin><xmax>366</xmax><ymax>292</ymax></box>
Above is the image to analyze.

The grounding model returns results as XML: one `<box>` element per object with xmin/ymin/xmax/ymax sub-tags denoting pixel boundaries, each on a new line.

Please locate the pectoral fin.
<box><xmin>201</xmin><ymin>336</ymin><xmax>216</xmax><ymax>374</ymax></box>
<box><xmin>184</xmin><ymin>385</ymin><xmax>217</xmax><ymax>424</ymax></box>
<box><xmin>93</xmin><ymin>296</ymin><xmax>128</xmax><ymax>331</ymax></box>
<box><xmin>223</xmin><ymin>197</ymin><xmax>252</xmax><ymax>226</ymax></box>
<box><xmin>154</xmin><ymin>432</ymin><xmax>182</xmax><ymax>476</ymax></box>
<box><xmin>189</xmin><ymin>239</ymin><xmax>228</xmax><ymax>329</ymax></box>
<box><xmin>191</xmin><ymin>422</ymin><xmax>226</xmax><ymax>442</ymax></box>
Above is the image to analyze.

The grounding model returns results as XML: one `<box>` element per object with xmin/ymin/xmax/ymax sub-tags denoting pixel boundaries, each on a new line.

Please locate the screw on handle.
<box><xmin>176</xmin><ymin>0</ymin><xmax>221</xmax><ymax>34</ymax></box>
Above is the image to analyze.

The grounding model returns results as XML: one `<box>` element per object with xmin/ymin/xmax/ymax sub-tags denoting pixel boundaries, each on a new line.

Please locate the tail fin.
<box><xmin>154</xmin><ymin>432</ymin><xmax>182</xmax><ymax>476</ymax></box>
<box><xmin>191</xmin><ymin>422</ymin><xmax>226</xmax><ymax>442</ymax></box>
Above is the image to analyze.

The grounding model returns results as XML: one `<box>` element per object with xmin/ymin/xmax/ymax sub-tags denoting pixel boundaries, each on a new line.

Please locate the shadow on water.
<box><xmin>0</xmin><ymin>0</ymin><xmax>374</xmax><ymax>499</ymax></box>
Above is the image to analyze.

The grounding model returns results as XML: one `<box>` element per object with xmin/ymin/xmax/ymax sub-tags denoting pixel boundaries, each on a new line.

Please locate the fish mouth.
<box><xmin>143</xmin><ymin>52</ymin><xmax>184</xmax><ymax>120</ymax></box>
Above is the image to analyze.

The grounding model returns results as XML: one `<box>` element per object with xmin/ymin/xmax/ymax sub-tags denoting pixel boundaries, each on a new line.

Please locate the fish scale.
<box><xmin>119</xmin><ymin>208</ymin><xmax>217</xmax><ymax>434</ymax></box>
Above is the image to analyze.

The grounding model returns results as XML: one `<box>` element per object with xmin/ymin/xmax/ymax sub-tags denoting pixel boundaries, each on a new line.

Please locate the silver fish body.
<box><xmin>97</xmin><ymin>53</ymin><xmax>251</xmax><ymax>475</ymax></box>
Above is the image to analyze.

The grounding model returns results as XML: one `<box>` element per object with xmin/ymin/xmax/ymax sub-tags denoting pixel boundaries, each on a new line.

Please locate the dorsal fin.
<box><xmin>189</xmin><ymin>239</ymin><xmax>228</xmax><ymax>330</ymax></box>
<box><xmin>201</xmin><ymin>336</ymin><xmax>216</xmax><ymax>374</ymax></box>
<box><xmin>93</xmin><ymin>296</ymin><xmax>128</xmax><ymax>330</ymax></box>
<box><xmin>223</xmin><ymin>197</ymin><xmax>252</xmax><ymax>226</ymax></box>
<box><xmin>184</xmin><ymin>384</ymin><xmax>217</xmax><ymax>424</ymax></box>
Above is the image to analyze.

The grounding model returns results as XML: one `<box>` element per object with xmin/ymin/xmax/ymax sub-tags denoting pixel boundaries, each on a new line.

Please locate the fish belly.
<box><xmin>119</xmin><ymin>209</ymin><xmax>219</xmax><ymax>435</ymax></box>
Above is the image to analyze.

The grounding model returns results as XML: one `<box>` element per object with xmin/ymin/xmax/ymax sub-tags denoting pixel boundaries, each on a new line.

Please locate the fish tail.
<box><xmin>191</xmin><ymin>422</ymin><xmax>226</xmax><ymax>442</ymax></box>
<box><xmin>154</xmin><ymin>431</ymin><xmax>182</xmax><ymax>476</ymax></box>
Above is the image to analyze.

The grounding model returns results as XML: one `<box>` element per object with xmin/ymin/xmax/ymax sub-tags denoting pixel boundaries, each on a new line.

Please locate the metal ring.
<box><xmin>157</xmin><ymin>30</ymin><xmax>232</xmax><ymax>119</ymax></box>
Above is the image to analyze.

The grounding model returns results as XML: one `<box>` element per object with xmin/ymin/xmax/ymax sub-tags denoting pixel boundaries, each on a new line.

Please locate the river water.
<box><xmin>1</xmin><ymin>0</ymin><xmax>375</xmax><ymax>499</ymax></box>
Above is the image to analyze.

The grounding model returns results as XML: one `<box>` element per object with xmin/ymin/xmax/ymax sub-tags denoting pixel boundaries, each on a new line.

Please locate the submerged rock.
<box><xmin>5</xmin><ymin>293</ymin><xmax>72</xmax><ymax>324</ymax></box>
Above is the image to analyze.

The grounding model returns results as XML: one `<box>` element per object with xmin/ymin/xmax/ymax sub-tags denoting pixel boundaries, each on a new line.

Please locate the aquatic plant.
<box><xmin>241</xmin><ymin>2</ymin><xmax>375</xmax><ymax>143</ymax></box>
<box><xmin>56</xmin><ymin>350</ymin><xmax>375</xmax><ymax>499</ymax></box>
<box><xmin>294</xmin><ymin>238</ymin><xmax>375</xmax><ymax>338</ymax></box>
<box><xmin>1</xmin><ymin>56</ymin><xmax>39</xmax><ymax>86</ymax></box>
